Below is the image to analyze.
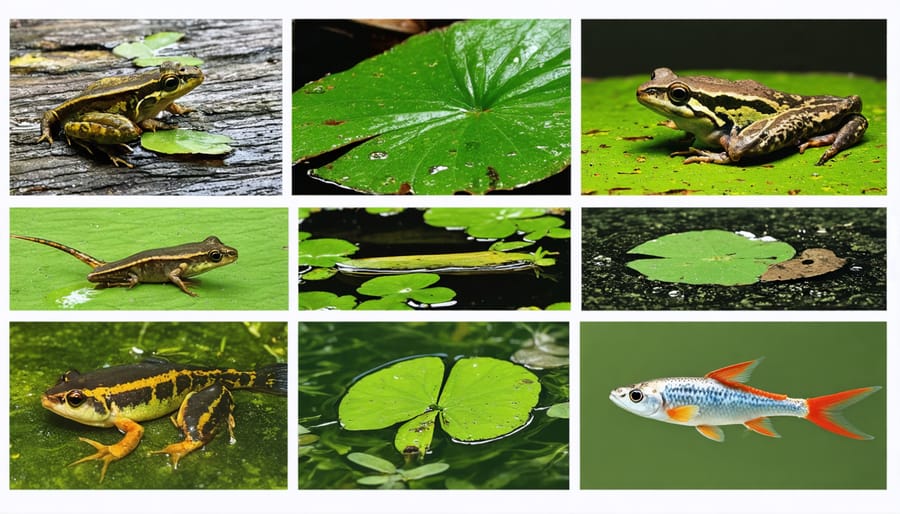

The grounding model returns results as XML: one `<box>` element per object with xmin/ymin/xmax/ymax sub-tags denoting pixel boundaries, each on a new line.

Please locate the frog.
<box><xmin>37</xmin><ymin>61</ymin><xmax>204</xmax><ymax>168</ymax></box>
<box><xmin>636</xmin><ymin>67</ymin><xmax>868</xmax><ymax>165</ymax></box>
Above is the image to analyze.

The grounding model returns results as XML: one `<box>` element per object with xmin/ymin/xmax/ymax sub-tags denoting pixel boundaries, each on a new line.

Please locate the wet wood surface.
<box><xmin>9</xmin><ymin>19</ymin><xmax>283</xmax><ymax>196</ymax></box>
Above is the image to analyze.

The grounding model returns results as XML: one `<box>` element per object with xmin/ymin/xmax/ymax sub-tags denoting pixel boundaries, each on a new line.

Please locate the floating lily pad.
<box><xmin>423</xmin><ymin>208</ymin><xmax>569</xmax><ymax>241</ymax></box>
<box><xmin>356</xmin><ymin>273</ymin><xmax>456</xmax><ymax>307</ymax></box>
<box><xmin>626</xmin><ymin>230</ymin><xmax>796</xmax><ymax>285</ymax></box>
<box><xmin>140</xmin><ymin>129</ymin><xmax>233</xmax><ymax>155</ymax></box>
<box><xmin>339</xmin><ymin>356</ymin><xmax>541</xmax><ymax>455</ymax></box>
<box><xmin>298</xmin><ymin>238</ymin><xmax>358</xmax><ymax>267</ymax></box>
<box><xmin>299</xmin><ymin>291</ymin><xmax>357</xmax><ymax>310</ymax></box>
<box><xmin>293</xmin><ymin>19</ymin><xmax>571</xmax><ymax>194</ymax></box>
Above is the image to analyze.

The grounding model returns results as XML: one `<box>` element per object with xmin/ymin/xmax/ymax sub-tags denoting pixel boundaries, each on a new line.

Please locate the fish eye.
<box><xmin>667</xmin><ymin>83</ymin><xmax>691</xmax><ymax>104</ymax></box>
<box><xmin>162</xmin><ymin>76</ymin><xmax>180</xmax><ymax>92</ymax></box>
<box><xmin>208</xmin><ymin>250</ymin><xmax>223</xmax><ymax>262</ymax></box>
<box><xmin>65</xmin><ymin>390</ymin><xmax>86</xmax><ymax>407</ymax></box>
<box><xmin>628</xmin><ymin>389</ymin><xmax>644</xmax><ymax>403</ymax></box>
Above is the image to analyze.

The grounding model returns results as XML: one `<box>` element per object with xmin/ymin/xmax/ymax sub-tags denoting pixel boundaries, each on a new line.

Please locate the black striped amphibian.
<box><xmin>41</xmin><ymin>360</ymin><xmax>287</xmax><ymax>481</ymax></box>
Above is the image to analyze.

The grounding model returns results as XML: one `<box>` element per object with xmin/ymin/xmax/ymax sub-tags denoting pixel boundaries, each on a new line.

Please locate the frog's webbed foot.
<box><xmin>671</xmin><ymin>147</ymin><xmax>733</xmax><ymax>165</ymax></box>
<box><xmin>69</xmin><ymin>418</ymin><xmax>144</xmax><ymax>482</ymax></box>
<box><xmin>150</xmin><ymin>440</ymin><xmax>204</xmax><ymax>470</ymax></box>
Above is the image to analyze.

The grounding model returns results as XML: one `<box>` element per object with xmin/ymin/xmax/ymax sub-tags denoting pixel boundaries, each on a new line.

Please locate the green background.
<box><xmin>581</xmin><ymin>322</ymin><xmax>886</xmax><ymax>489</ymax></box>
<box><xmin>9</xmin><ymin>322</ymin><xmax>288</xmax><ymax>489</ymax></box>
<box><xmin>9</xmin><ymin>208</ymin><xmax>288</xmax><ymax>310</ymax></box>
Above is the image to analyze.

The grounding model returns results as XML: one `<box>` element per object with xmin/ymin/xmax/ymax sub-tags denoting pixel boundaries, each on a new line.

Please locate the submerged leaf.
<box><xmin>626</xmin><ymin>230</ymin><xmax>796</xmax><ymax>285</ymax></box>
<box><xmin>293</xmin><ymin>19</ymin><xmax>571</xmax><ymax>194</ymax></box>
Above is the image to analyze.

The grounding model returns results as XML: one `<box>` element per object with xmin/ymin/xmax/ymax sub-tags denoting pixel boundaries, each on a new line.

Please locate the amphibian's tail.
<box><xmin>805</xmin><ymin>386</ymin><xmax>881</xmax><ymax>440</ymax></box>
<box><xmin>250</xmin><ymin>363</ymin><xmax>289</xmax><ymax>396</ymax></box>
<box><xmin>10</xmin><ymin>234</ymin><xmax>105</xmax><ymax>268</ymax></box>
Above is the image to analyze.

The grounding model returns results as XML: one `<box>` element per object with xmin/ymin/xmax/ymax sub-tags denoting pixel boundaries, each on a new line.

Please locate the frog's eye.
<box><xmin>162</xmin><ymin>76</ymin><xmax>181</xmax><ymax>92</ymax></box>
<box><xmin>628</xmin><ymin>389</ymin><xmax>644</xmax><ymax>403</ymax></box>
<box><xmin>65</xmin><ymin>390</ymin><xmax>86</xmax><ymax>407</ymax></box>
<box><xmin>208</xmin><ymin>250</ymin><xmax>223</xmax><ymax>262</ymax></box>
<box><xmin>667</xmin><ymin>83</ymin><xmax>691</xmax><ymax>105</ymax></box>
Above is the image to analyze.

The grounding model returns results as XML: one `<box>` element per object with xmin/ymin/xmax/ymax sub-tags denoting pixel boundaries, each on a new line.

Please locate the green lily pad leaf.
<box><xmin>546</xmin><ymin>402</ymin><xmax>569</xmax><ymax>419</ymax></box>
<box><xmin>299</xmin><ymin>230</ymin><xmax>311</xmax><ymax>241</ymax></box>
<box><xmin>298</xmin><ymin>291</ymin><xmax>356</xmax><ymax>310</ymax></box>
<box><xmin>356</xmin><ymin>273</ymin><xmax>456</xmax><ymax>306</ymax></box>
<box><xmin>301</xmin><ymin>267</ymin><xmax>337</xmax><ymax>281</ymax></box>
<box><xmin>348</xmin><ymin>452</ymin><xmax>397</xmax><ymax>474</ymax></box>
<box><xmin>439</xmin><ymin>357</ymin><xmax>541</xmax><ymax>442</ymax></box>
<box><xmin>365</xmin><ymin>208</ymin><xmax>405</xmax><ymax>216</ymax></box>
<box><xmin>545</xmin><ymin>302</ymin><xmax>570</xmax><ymax>310</ymax></box>
<box><xmin>339</xmin><ymin>356</ymin><xmax>541</xmax><ymax>452</ymax></box>
<box><xmin>626</xmin><ymin>229</ymin><xmax>796</xmax><ymax>285</ymax></box>
<box><xmin>133</xmin><ymin>56</ymin><xmax>204</xmax><ymax>67</ymax></box>
<box><xmin>140</xmin><ymin>129</ymin><xmax>232</xmax><ymax>155</ymax></box>
<box><xmin>112</xmin><ymin>42</ymin><xmax>154</xmax><ymax>59</ymax></box>
<box><xmin>142</xmin><ymin>32</ymin><xmax>185</xmax><ymax>50</ymax></box>
<box><xmin>400</xmin><ymin>462</ymin><xmax>450</xmax><ymax>481</ymax></box>
<box><xmin>298</xmin><ymin>238</ymin><xmax>358</xmax><ymax>267</ymax></box>
<box><xmin>355</xmin><ymin>297</ymin><xmax>412</xmax><ymax>310</ymax></box>
<box><xmin>293</xmin><ymin>19</ymin><xmax>571</xmax><ymax>194</ymax></box>
<box><xmin>394</xmin><ymin>411</ymin><xmax>439</xmax><ymax>455</ymax></box>
<box><xmin>339</xmin><ymin>356</ymin><xmax>445</xmax><ymax>430</ymax></box>
<box><xmin>424</xmin><ymin>208</ymin><xmax>550</xmax><ymax>239</ymax></box>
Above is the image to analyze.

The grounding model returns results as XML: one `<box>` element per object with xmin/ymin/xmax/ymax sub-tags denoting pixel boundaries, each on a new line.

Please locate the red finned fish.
<box><xmin>609</xmin><ymin>358</ymin><xmax>880</xmax><ymax>442</ymax></box>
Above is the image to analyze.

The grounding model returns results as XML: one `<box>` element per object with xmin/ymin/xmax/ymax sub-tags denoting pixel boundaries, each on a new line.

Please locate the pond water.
<box><xmin>300</xmin><ymin>209</ymin><xmax>570</xmax><ymax>310</ymax></box>
<box><xmin>582</xmin><ymin>208</ymin><xmax>886</xmax><ymax>310</ymax></box>
<box><xmin>9</xmin><ymin>322</ymin><xmax>288</xmax><ymax>489</ymax></box>
<box><xmin>299</xmin><ymin>322</ymin><xmax>569</xmax><ymax>489</ymax></box>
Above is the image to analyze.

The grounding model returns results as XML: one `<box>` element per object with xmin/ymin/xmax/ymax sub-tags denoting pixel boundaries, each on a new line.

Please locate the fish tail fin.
<box><xmin>805</xmin><ymin>386</ymin><xmax>881</xmax><ymax>440</ymax></box>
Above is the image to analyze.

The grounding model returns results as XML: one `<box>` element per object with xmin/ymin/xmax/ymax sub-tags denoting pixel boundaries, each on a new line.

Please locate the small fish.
<box><xmin>609</xmin><ymin>358</ymin><xmax>880</xmax><ymax>442</ymax></box>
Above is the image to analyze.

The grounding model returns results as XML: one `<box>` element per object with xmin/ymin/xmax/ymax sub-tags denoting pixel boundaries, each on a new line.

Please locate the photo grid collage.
<box><xmin>1</xmin><ymin>7</ymin><xmax>896</xmax><ymax>514</ymax></box>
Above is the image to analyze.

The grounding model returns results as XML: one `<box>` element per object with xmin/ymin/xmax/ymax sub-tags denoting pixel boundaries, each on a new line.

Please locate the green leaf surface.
<box><xmin>142</xmin><ymin>32</ymin><xmax>185</xmax><ymax>50</ymax></box>
<box><xmin>339</xmin><ymin>357</ymin><xmax>445</xmax><ymax>430</ymax></box>
<box><xmin>355</xmin><ymin>297</ymin><xmax>412</xmax><ymax>310</ymax></box>
<box><xmin>298</xmin><ymin>291</ymin><xmax>356</xmax><ymax>310</ymax></box>
<box><xmin>134</xmin><ymin>56</ymin><xmax>204</xmax><ymax>67</ymax></box>
<box><xmin>547</xmin><ymin>402</ymin><xmax>570</xmax><ymax>419</ymax></box>
<box><xmin>438</xmin><ymin>357</ymin><xmax>540</xmax><ymax>442</ymax></box>
<box><xmin>293</xmin><ymin>19</ymin><xmax>571</xmax><ymax>194</ymax></box>
<box><xmin>112</xmin><ymin>42</ymin><xmax>154</xmax><ymax>59</ymax></box>
<box><xmin>394</xmin><ymin>411</ymin><xmax>439</xmax><ymax>455</ymax></box>
<box><xmin>400</xmin><ymin>462</ymin><xmax>450</xmax><ymax>480</ymax></box>
<box><xmin>582</xmin><ymin>71</ymin><xmax>886</xmax><ymax>195</ymax></box>
<box><xmin>348</xmin><ymin>452</ymin><xmax>397</xmax><ymax>474</ymax></box>
<box><xmin>356</xmin><ymin>273</ymin><xmax>456</xmax><ymax>306</ymax></box>
<box><xmin>140</xmin><ymin>129</ymin><xmax>232</xmax><ymax>155</ymax></box>
<box><xmin>298</xmin><ymin>238</ymin><xmax>358</xmax><ymax>267</ymax></box>
<box><xmin>626</xmin><ymin>230</ymin><xmax>796</xmax><ymax>285</ymax></box>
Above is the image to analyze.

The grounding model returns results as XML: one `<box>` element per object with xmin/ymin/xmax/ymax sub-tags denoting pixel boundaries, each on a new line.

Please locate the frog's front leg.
<box><xmin>798</xmin><ymin>113</ymin><xmax>868</xmax><ymax>166</ymax></box>
<box><xmin>168</xmin><ymin>263</ymin><xmax>198</xmax><ymax>297</ymax></box>
<box><xmin>69</xmin><ymin>417</ymin><xmax>144</xmax><ymax>482</ymax></box>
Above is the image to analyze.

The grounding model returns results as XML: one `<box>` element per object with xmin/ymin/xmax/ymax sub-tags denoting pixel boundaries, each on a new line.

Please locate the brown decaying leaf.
<box><xmin>759</xmin><ymin>248</ymin><xmax>847</xmax><ymax>282</ymax></box>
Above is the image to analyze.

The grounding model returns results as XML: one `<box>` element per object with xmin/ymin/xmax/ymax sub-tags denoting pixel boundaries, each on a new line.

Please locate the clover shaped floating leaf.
<box><xmin>339</xmin><ymin>356</ymin><xmax>541</xmax><ymax>455</ymax></box>
<box><xmin>626</xmin><ymin>230</ymin><xmax>796</xmax><ymax>285</ymax></box>
<box><xmin>355</xmin><ymin>273</ymin><xmax>456</xmax><ymax>310</ymax></box>
<box><xmin>293</xmin><ymin>19</ymin><xmax>571</xmax><ymax>194</ymax></box>
<box><xmin>298</xmin><ymin>238</ymin><xmax>358</xmax><ymax>268</ymax></box>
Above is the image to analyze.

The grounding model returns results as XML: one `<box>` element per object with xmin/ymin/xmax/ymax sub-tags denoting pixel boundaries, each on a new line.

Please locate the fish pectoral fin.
<box><xmin>666</xmin><ymin>405</ymin><xmax>699</xmax><ymax>423</ymax></box>
<box><xmin>695</xmin><ymin>425</ymin><xmax>725</xmax><ymax>442</ymax></box>
<box><xmin>744</xmin><ymin>416</ymin><xmax>781</xmax><ymax>438</ymax></box>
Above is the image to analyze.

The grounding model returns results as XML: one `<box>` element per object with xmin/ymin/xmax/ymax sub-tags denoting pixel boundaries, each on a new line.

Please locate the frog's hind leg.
<box><xmin>799</xmin><ymin>114</ymin><xmax>868</xmax><ymax>166</ymax></box>
<box><xmin>69</xmin><ymin>418</ymin><xmax>144</xmax><ymax>482</ymax></box>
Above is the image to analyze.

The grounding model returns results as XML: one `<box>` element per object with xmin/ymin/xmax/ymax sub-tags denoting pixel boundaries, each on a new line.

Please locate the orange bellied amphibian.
<box><xmin>10</xmin><ymin>234</ymin><xmax>237</xmax><ymax>297</ymax></box>
<box><xmin>42</xmin><ymin>359</ymin><xmax>287</xmax><ymax>481</ymax></box>
<box><xmin>37</xmin><ymin>61</ymin><xmax>204</xmax><ymax>168</ymax></box>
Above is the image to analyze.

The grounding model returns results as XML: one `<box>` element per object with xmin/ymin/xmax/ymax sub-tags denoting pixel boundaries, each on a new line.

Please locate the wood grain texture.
<box><xmin>9</xmin><ymin>19</ymin><xmax>283</xmax><ymax>196</ymax></box>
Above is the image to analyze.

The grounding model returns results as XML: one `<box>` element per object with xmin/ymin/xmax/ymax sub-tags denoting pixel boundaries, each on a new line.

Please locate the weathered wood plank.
<box><xmin>9</xmin><ymin>19</ymin><xmax>283</xmax><ymax>196</ymax></box>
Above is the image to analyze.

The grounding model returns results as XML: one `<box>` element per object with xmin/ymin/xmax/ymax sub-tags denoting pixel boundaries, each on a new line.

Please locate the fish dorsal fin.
<box><xmin>705</xmin><ymin>358</ymin><xmax>763</xmax><ymax>385</ymax></box>
<box><xmin>696</xmin><ymin>425</ymin><xmax>724</xmax><ymax>442</ymax></box>
<box><xmin>666</xmin><ymin>405</ymin><xmax>699</xmax><ymax>423</ymax></box>
<box><xmin>744</xmin><ymin>416</ymin><xmax>781</xmax><ymax>438</ymax></box>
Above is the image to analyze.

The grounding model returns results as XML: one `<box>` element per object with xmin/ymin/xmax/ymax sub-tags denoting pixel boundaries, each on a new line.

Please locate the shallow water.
<box><xmin>299</xmin><ymin>322</ymin><xmax>569</xmax><ymax>489</ymax></box>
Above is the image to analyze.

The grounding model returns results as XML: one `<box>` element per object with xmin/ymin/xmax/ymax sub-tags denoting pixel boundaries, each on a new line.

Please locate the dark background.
<box><xmin>582</xmin><ymin>20</ymin><xmax>886</xmax><ymax>79</ymax></box>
